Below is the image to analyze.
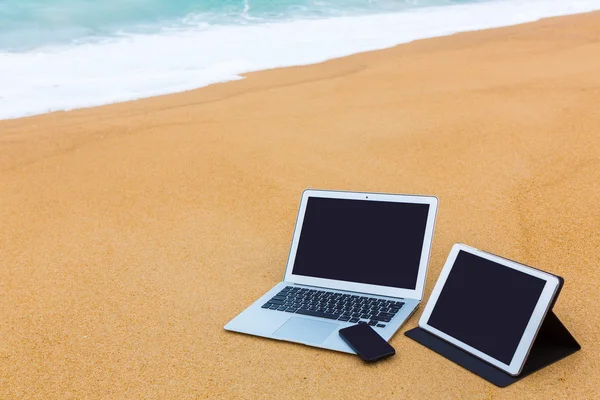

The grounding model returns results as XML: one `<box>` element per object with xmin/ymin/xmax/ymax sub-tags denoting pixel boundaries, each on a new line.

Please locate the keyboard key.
<box><xmin>370</xmin><ymin>315</ymin><xmax>391</xmax><ymax>322</ymax></box>
<box><xmin>358</xmin><ymin>321</ymin><xmax>367</xmax><ymax>324</ymax></box>
<box><xmin>269</xmin><ymin>299</ymin><xmax>285</xmax><ymax>304</ymax></box>
<box><xmin>277</xmin><ymin>306</ymin><xmax>287</xmax><ymax>311</ymax></box>
<box><xmin>376</xmin><ymin>324</ymin><xmax>386</xmax><ymax>328</ymax></box>
<box><xmin>378</xmin><ymin>312</ymin><xmax>396</xmax><ymax>318</ymax></box>
<box><xmin>349</xmin><ymin>318</ymin><xmax>360</xmax><ymax>323</ymax></box>
<box><xmin>262</xmin><ymin>303</ymin><xmax>272</xmax><ymax>309</ymax></box>
<box><xmin>295</xmin><ymin>309</ymin><xmax>341</xmax><ymax>320</ymax></box>
<box><xmin>285</xmin><ymin>308</ymin><xmax>295</xmax><ymax>313</ymax></box>
<box><xmin>368</xmin><ymin>321</ymin><xmax>377</xmax><ymax>326</ymax></box>
<box><xmin>338</xmin><ymin>316</ymin><xmax>351</xmax><ymax>322</ymax></box>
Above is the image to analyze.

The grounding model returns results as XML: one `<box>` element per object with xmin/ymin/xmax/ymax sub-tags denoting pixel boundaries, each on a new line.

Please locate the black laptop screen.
<box><xmin>291</xmin><ymin>197</ymin><xmax>430</xmax><ymax>289</ymax></box>
<box><xmin>427</xmin><ymin>251</ymin><xmax>546</xmax><ymax>364</ymax></box>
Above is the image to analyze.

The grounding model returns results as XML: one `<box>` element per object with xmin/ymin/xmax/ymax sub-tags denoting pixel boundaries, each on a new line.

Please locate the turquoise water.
<box><xmin>0</xmin><ymin>0</ymin><xmax>487</xmax><ymax>51</ymax></box>
<box><xmin>2</xmin><ymin>0</ymin><xmax>600</xmax><ymax>119</ymax></box>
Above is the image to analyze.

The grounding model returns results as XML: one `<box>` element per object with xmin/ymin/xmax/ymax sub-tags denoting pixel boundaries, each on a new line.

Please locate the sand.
<box><xmin>1</xmin><ymin>11</ymin><xmax>600</xmax><ymax>399</ymax></box>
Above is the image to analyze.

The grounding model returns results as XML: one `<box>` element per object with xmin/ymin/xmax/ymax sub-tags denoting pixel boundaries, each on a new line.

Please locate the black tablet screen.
<box><xmin>291</xmin><ymin>197</ymin><xmax>430</xmax><ymax>289</ymax></box>
<box><xmin>427</xmin><ymin>251</ymin><xmax>547</xmax><ymax>364</ymax></box>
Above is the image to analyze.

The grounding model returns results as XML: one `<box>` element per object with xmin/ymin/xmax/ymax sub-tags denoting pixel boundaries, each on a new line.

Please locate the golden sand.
<box><xmin>1</xmin><ymin>11</ymin><xmax>599</xmax><ymax>399</ymax></box>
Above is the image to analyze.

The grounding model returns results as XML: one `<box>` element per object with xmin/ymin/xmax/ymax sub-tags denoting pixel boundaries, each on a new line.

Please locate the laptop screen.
<box><xmin>291</xmin><ymin>197</ymin><xmax>430</xmax><ymax>289</ymax></box>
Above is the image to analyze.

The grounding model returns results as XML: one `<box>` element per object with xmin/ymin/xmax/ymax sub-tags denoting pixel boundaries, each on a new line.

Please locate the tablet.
<box><xmin>419</xmin><ymin>244</ymin><xmax>560</xmax><ymax>376</ymax></box>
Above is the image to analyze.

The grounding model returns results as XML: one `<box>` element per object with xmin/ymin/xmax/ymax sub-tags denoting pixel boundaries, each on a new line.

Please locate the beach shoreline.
<box><xmin>2</xmin><ymin>1</ymin><xmax>600</xmax><ymax>121</ymax></box>
<box><xmin>1</xmin><ymin>11</ymin><xmax>600</xmax><ymax>399</ymax></box>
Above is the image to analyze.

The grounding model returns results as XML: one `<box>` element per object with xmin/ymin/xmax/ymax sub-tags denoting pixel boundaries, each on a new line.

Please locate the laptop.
<box><xmin>225</xmin><ymin>189</ymin><xmax>438</xmax><ymax>353</ymax></box>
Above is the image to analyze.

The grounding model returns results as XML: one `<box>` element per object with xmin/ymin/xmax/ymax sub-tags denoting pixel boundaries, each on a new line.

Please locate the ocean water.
<box><xmin>1</xmin><ymin>0</ymin><xmax>599</xmax><ymax>120</ymax></box>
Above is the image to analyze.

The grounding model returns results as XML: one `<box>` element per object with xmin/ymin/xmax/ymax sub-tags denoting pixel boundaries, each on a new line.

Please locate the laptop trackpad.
<box><xmin>273</xmin><ymin>317</ymin><xmax>338</xmax><ymax>344</ymax></box>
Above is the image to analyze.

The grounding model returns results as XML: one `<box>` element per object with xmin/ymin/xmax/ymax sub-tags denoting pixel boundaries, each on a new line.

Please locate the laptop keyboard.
<box><xmin>261</xmin><ymin>286</ymin><xmax>404</xmax><ymax>328</ymax></box>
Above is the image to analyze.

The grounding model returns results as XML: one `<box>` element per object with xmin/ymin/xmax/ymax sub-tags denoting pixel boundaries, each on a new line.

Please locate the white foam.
<box><xmin>1</xmin><ymin>0</ymin><xmax>599</xmax><ymax>120</ymax></box>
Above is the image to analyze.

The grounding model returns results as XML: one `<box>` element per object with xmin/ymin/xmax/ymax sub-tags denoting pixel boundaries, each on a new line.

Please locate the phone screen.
<box><xmin>339</xmin><ymin>324</ymin><xmax>395</xmax><ymax>362</ymax></box>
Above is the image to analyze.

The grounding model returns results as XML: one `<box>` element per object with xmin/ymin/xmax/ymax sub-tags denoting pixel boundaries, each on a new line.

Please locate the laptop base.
<box><xmin>405</xmin><ymin>311</ymin><xmax>580</xmax><ymax>387</ymax></box>
<box><xmin>225</xmin><ymin>282</ymin><xmax>420</xmax><ymax>354</ymax></box>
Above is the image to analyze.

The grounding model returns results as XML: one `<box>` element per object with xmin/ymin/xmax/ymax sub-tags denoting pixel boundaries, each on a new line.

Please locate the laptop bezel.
<box><xmin>283</xmin><ymin>189</ymin><xmax>438</xmax><ymax>300</ymax></box>
<box><xmin>418</xmin><ymin>243</ymin><xmax>560</xmax><ymax>376</ymax></box>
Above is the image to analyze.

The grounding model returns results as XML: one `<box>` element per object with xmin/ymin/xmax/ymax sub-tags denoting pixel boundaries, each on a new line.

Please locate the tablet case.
<box><xmin>405</xmin><ymin>276</ymin><xmax>581</xmax><ymax>387</ymax></box>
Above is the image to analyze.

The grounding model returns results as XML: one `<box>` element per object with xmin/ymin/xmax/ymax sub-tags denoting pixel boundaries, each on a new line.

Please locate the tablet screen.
<box><xmin>426</xmin><ymin>250</ymin><xmax>546</xmax><ymax>364</ymax></box>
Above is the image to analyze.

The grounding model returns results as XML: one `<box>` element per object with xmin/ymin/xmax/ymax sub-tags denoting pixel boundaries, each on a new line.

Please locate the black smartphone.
<box><xmin>339</xmin><ymin>324</ymin><xmax>395</xmax><ymax>362</ymax></box>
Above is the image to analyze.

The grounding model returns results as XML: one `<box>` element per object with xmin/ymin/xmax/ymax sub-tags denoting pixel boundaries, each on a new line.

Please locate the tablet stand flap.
<box><xmin>519</xmin><ymin>311</ymin><xmax>580</xmax><ymax>376</ymax></box>
<box><xmin>405</xmin><ymin>311</ymin><xmax>580</xmax><ymax>388</ymax></box>
<box><xmin>405</xmin><ymin>326</ymin><xmax>517</xmax><ymax>387</ymax></box>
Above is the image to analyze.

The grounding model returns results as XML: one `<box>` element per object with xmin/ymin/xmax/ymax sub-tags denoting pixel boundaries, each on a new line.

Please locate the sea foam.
<box><xmin>1</xmin><ymin>0</ymin><xmax>599</xmax><ymax>120</ymax></box>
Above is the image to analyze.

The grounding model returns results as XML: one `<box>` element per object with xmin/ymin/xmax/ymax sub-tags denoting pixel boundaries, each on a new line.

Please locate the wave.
<box><xmin>1</xmin><ymin>0</ymin><xmax>599</xmax><ymax>120</ymax></box>
<box><xmin>0</xmin><ymin>1</ymin><xmax>483</xmax><ymax>51</ymax></box>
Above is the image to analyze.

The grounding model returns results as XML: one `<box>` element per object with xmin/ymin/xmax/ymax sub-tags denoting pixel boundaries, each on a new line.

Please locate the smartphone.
<box><xmin>339</xmin><ymin>324</ymin><xmax>395</xmax><ymax>362</ymax></box>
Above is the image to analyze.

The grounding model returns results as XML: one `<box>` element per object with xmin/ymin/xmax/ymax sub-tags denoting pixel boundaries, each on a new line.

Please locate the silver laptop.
<box><xmin>225</xmin><ymin>189</ymin><xmax>438</xmax><ymax>353</ymax></box>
